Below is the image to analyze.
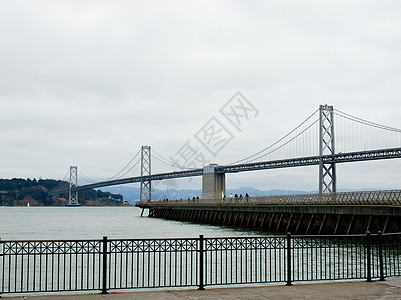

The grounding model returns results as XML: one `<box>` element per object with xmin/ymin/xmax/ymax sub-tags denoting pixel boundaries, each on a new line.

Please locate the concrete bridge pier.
<box><xmin>202</xmin><ymin>164</ymin><xmax>225</xmax><ymax>200</ymax></box>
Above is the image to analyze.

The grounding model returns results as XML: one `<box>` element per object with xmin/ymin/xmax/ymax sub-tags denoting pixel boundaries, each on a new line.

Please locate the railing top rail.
<box><xmin>2</xmin><ymin>232</ymin><xmax>400</xmax><ymax>244</ymax></box>
<box><xmin>108</xmin><ymin>237</ymin><xmax>200</xmax><ymax>242</ymax></box>
<box><xmin>0</xmin><ymin>238</ymin><xmax>103</xmax><ymax>243</ymax></box>
<box><xmin>138</xmin><ymin>189</ymin><xmax>401</xmax><ymax>207</ymax></box>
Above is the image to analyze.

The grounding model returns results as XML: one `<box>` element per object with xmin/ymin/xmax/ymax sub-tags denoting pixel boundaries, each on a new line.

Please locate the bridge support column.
<box><xmin>68</xmin><ymin>166</ymin><xmax>79</xmax><ymax>206</ymax></box>
<box><xmin>202</xmin><ymin>164</ymin><xmax>226</xmax><ymax>200</ymax></box>
<box><xmin>140</xmin><ymin>146</ymin><xmax>151</xmax><ymax>202</ymax></box>
<box><xmin>319</xmin><ymin>104</ymin><xmax>337</xmax><ymax>194</ymax></box>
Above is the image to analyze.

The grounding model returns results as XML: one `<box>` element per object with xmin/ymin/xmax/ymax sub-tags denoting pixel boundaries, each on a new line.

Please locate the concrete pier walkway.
<box><xmin>4</xmin><ymin>278</ymin><xmax>401</xmax><ymax>300</ymax></box>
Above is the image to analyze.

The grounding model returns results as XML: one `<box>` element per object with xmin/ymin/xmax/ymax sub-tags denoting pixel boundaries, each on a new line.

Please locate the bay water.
<box><xmin>0</xmin><ymin>206</ymin><xmax>261</xmax><ymax>241</ymax></box>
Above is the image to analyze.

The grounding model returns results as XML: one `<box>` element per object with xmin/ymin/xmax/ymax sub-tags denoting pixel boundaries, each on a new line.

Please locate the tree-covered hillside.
<box><xmin>0</xmin><ymin>178</ymin><xmax>125</xmax><ymax>206</ymax></box>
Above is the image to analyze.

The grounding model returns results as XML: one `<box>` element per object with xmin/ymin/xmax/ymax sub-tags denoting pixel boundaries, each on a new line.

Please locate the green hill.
<box><xmin>0</xmin><ymin>178</ymin><xmax>125</xmax><ymax>206</ymax></box>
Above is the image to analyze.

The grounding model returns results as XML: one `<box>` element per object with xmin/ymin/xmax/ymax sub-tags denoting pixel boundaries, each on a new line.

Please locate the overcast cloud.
<box><xmin>1</xmin><ymin>1</ymin><xmax>401</xmax><ymax>191</ymax></box>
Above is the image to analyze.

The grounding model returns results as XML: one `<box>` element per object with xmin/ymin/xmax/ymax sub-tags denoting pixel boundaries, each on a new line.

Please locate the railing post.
<box><xmin>198</xmin><ymin>235</ymin><xmax>205</xmax><ymax>290</ymax></box>
<box><xmin>378</xmin><ymin>231</ymin><xmax>385</xmax><ymax>281</ymax></box>
<box><xmin>366</xmin><ymin>231</ymin><xmax>372</xmax><ymax>282</ymax></box>
<box><xmin>286</xmin><ymin>232</ymin><xmax>293</xmax><ymax>286</ymax></box>
<box><xmin>101</xmin><ymin>236</ymin><xmax>108</xmax><ymax>294</ymax></box>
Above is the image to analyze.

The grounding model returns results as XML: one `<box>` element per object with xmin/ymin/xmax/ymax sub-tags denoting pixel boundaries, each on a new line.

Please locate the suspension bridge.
<box><xmin>48</xmin><ymin>104</ymin><xmax>401</xmax><ymax>234</ymax></box>
<box><xmin>49</xmin><ymin>104</ymin><xmax>401</xmax><ymax>203</ymax></box>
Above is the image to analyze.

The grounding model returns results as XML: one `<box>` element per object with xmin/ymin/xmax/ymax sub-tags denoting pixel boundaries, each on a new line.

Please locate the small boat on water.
<box><xmin>27</xmin><ymin>202</ymin><xmax>30</xmax><ymax>207</ymax></box>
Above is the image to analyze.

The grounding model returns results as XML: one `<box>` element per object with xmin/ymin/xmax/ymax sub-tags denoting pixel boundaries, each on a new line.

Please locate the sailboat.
<box><xmin>27</xmin><ymin>202</ymin><xmax>30</xmax><ymax>207</ymax></box>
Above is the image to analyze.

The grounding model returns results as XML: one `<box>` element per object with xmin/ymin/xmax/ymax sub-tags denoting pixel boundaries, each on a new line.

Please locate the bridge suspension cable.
<box><xmin>227</xmin><ymin>109</ymin><xmax>320</xmax><ymax>165</ymax></box>
<box><xmin>76</xmin><ymin>150</ymin><xmax>143</xmax><ymax>184</ymax></box>
<box><xmin>334</xmin><ymin>109</ymin><xmax>401</xmax><ymax>153</ymax></box>
<box><xmin>239</xmin><ymin>119</ymin><xmax>319</xmax><ymax>164</ymax></box>
<box><xmin>77</xmin><ymin>169</ymin><xmax>96</xmax><ymax>184</ymax></box>
<box><xmin>334</xmin><ymin>109</ymin><xmax>401</xmax><ymax>133</ymax></box>
<box><xmin>151</xmin><ymin>149</ymin><xmax>179</xmax><ymax>168</ymax></box>
<box><xmin>114</xmin><ymin>158</ymin><xmax>141</xmax><ymax>179</ymax></box>
<box><xmin>105</xmin><ymin>149</ymin><xmax>141</xmax><ymax>181</ymax></box>
<box><xmin>152</xmin><ymin>148</ymin><xmax>199</xmax><ymax>171</ymax></box>
<box><xmin>50</xmin><ymin>169</ymin><xmax>71</xmax><ymax>193</ymax></box>
<box><xmin>61</xmin><ymin>169</ymin><xmax>70</xmax><ymax>182</ymax></box>
<box><xmin>227</xmin><ymin>107</ymin><xmax>401</xmax><ymax>167</ymax></box>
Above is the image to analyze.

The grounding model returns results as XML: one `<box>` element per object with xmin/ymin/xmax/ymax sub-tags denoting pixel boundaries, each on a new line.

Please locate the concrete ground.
<box><xmin>4</xmin><ymin>278</ymin><xmax>401</xmax><ymax>299</ymax></box>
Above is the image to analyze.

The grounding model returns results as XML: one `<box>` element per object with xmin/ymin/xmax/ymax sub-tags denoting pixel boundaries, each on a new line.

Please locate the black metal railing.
<box><xmin>1</xmin><ymin>232</ymin><xmax>401</xmax><ymax>295</ymax></box>
<box><xmin>0</xmin><ymin>239</ymin><xmax>103</xmax><ymax>294</ymax></box>
<box><xmin>107</xmin><ymin>237</ymin><xmax>199</xmax><ymax>290</ymax></box>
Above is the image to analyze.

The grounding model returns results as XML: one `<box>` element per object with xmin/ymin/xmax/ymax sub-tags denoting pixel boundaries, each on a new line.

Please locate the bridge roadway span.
<box><xmin>49</xmin><ymin>147</ymin><xmax>401</xmax><ymax>195</ymax></box>
<box><xmin>137</xmin><ymin>190</ymin><xmax>401</xmax><ymax>235</ymax></box>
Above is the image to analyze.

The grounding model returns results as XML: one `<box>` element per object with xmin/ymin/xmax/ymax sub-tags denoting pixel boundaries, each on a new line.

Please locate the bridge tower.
<box><xmin>319</xmin><ymin>105</ymin><xmax>337</xmax><ymax>194</ymax></box>
<box><xmin>68</xmin><ymin>166</ymin><xmax>79</xmax><ymax>205</ymax></box>
<box><xmin>140</xmin><ymin>146</ymin><xmax>151</xmax><ymax>202</ymax></box>
<box><xmin>202</xmin><ymin>164</ymin><xmax>226</xmax><ymax>200</ymax></box>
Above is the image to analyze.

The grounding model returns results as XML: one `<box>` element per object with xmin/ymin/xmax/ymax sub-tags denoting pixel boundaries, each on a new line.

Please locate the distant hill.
<box><xmin>0</xmin><ymin>178</ymin><xmax>125</xmax><ymax>206</ymax></box>
<box><xmin>102</xmin><ymin>185</ymin><xmax>317</xmax><ymax>204</ymax></box>
<box><xmin>3</xmin><ymin>178</ymin><xmax>383</xmax><ymax>207</ymax></box>
<box><xmin>103</xmin><ymin>185</ymin><xmax>389</xmax><ymax>205</ymax></box>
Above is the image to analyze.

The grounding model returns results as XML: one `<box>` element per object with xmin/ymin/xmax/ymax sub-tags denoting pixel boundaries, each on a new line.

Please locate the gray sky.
<box><xmin>1</xmin><ymin>1</ymin><xmax>401</xmax><ymax>192</ymax></box>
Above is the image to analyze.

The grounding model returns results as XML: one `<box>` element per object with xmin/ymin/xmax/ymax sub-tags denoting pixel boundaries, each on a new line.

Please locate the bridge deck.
<box><xmin>50</xmin><ymin>147</ymin><xmax>401</xmax><ymax>196</ymax></box>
